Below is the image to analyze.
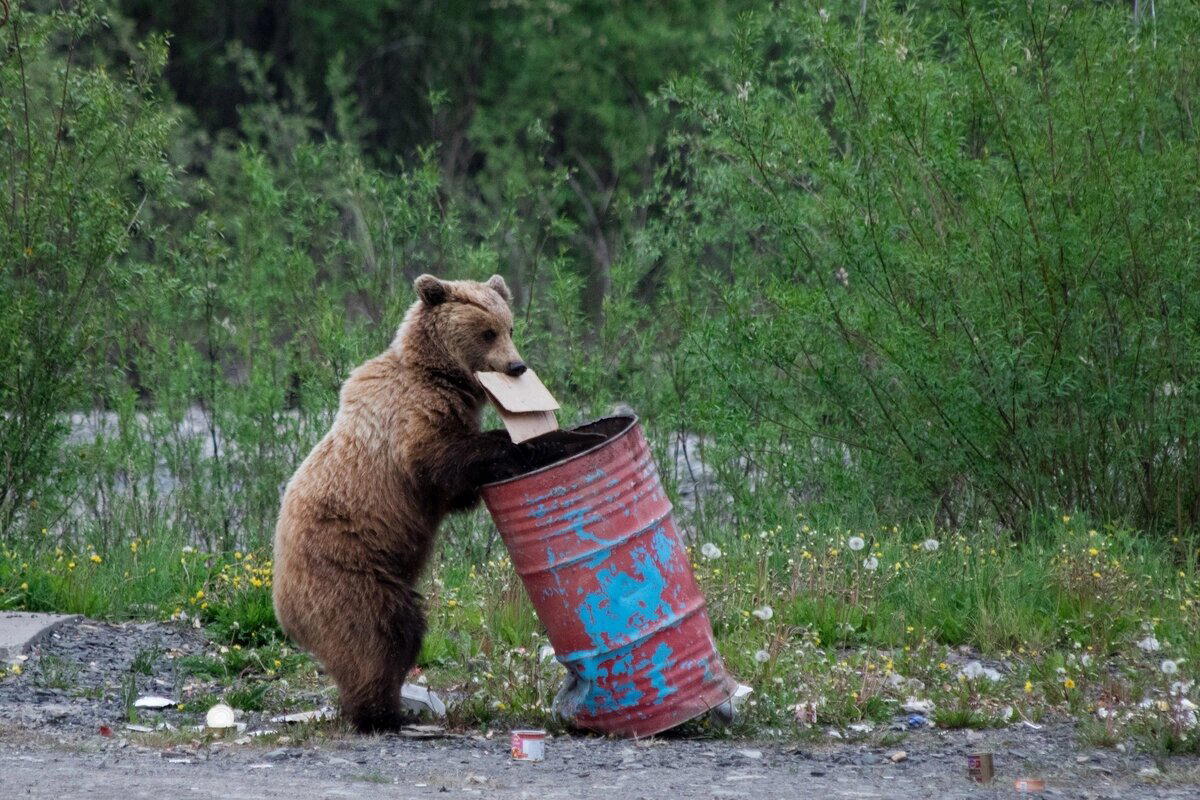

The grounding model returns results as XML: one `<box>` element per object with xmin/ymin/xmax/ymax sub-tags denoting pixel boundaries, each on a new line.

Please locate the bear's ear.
<box><xmin>486</xmin><ymin>274</ymin><xmax>511</xmax><ymax>304</ymax></box>
<box><xmin>414</xmin><ymin>274</ymin><xmax>449</xmax><ymax>306</ymax></box>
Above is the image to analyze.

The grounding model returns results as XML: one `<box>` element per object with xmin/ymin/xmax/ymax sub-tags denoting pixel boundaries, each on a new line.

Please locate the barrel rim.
<box><xmin>481</xmin><ymin>414</ymin><xmax>640</xmax><ymax>489</ymax></box>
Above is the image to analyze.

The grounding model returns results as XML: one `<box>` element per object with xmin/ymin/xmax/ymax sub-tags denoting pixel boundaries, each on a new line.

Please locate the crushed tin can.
<box><xmin>967</xmin><ymin>752</ymin><xmax>994</xmax><ymax>783</ymax></box>
<box><xmin>510</xmin><ymin>729</ymin><xmax>546</xmax><ymax>761</ymax></box>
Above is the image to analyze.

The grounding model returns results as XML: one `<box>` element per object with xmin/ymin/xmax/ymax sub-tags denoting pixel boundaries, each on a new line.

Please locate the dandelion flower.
<box><xmin>1162</xmin><ymin>659</ymin><xmax>1181</xmax><ymax>675</ymax></box>
<box><xmin>700</xmin><ymin>543</ymin><xmax>722</xmax><ymax>560</ymax></box>
<box><xmin>862</xmin><ymin>556</ymin><xmax>879</xmax><ymax>571</ymax></box>
<box><xmin>19</xmin><ymin>582</ymin><xmax>28</xmax><ymax>591</ymax></box>
<box><xmin>1138</xmin><ymin>636</ymin><xmax>1161</xmax><ymax>652</ymax></box>
<box><xmin>1063</xmin><ymin>678</ymin><xmax>1076</xmax><ymax>689</ymax></box>
<box><xmin>754</xmin><ymin>649</ymin><xmax>770</xmax><ymax>663</ymax></box>
<box><xmin>922</xmin><ymin>539</ymin><xmax>939</xmax><ymax>552</ymax></box>
<box><xmin>1024</xmin><ymin>680</ymin><xmax>1033</xmax><ymax>694</ymax></box>
<box><xmin>89</xmin><ymin>553</ymin><xmax>101</xmax><ymax>564</ymax></box>
<box><xmin>848</xmin><ymin>536</ymin><xmax>866</xmax><ymax>551</ymax></box>
<box><xmin>752</xmin><ymin>606</ymin><xmax>774</xmax><ymax>621</ymax></box>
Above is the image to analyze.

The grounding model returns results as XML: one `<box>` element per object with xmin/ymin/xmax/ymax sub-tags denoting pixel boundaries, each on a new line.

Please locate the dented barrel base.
<box><xmin>482</xmin><ymin>416</ymin><xmax>740</xmax><ymax>738</ymax></box>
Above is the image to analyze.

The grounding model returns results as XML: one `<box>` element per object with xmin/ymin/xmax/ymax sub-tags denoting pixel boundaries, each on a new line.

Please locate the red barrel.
<box><xmin>482</xmin><ymin>416</ymin><xmax>739</xmax><ymax>737</ymax></box>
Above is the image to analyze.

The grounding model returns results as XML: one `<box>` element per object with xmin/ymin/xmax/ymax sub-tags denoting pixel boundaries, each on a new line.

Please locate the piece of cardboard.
<box><xmin>475</xmin><ymin>369</ymin><xmax>560</xmax><ymax>443</ymax></box>
<box><xmin>475</xmin><ymin>370</ymin><xmax>560</xmax><ymax>413</ymax></box>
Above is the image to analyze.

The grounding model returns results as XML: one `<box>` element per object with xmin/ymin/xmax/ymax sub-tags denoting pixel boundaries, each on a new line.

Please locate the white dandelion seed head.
<box><xmin>701</xmin><ymin>543</ymin><xmax>722</xmax><ymax>560</ymax></box>
<box><xmin>848</xmin><ymin>536</ymin><xmax>866</xmax><ymax>552</ymax></box>
<box><xmin>754</xmin><ymin>649</ymin><xmax>770</xmax><ymax>664</ymax></box>
<box><xmin>818</xmin><ymin>7</ymin><xmax>829</xmax><ymax>22</ymax></box>
<box><xmin>751</xmin><ymin>606</ymin><xmax>774</xmax><ymax>621</ymax></box>
<box><xmin>1138</xmin><ymin>636</ymin><xmax>1162</xmax><ymax>652</ymax></box>
<box><xmin>862</xmin><ymin>556</ymin><xmax>879</xmax><ymax>571</ymax></box>
<box><xmin>922</xmin><ymin>539</ymin><xmax>940</xmax><ymax>552</ymax></box>
<box><xmin>1162</xmin><ymin>659</ymin><xmax>1181</xmax><ymax>675</ymax></box>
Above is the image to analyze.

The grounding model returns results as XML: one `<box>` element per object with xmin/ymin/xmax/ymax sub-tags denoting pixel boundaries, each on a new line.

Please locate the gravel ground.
<box><xmin>3</xmin><ymin>618</ymin><xmax>1200</xmax><ymax>799</ymax></box>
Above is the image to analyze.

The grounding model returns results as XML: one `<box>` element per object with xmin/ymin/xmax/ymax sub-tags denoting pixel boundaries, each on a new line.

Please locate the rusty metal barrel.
<box><xmin>481</xmin><ymin>416</ymin><xmax>739</xmax><ymax>737</ymax></box>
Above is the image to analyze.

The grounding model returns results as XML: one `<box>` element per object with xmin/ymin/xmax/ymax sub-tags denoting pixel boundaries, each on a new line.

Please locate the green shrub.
<box><xmin>662</xmin><ymin>1</ymin><xmax>1200</xmax><ymax>532</ymax></box>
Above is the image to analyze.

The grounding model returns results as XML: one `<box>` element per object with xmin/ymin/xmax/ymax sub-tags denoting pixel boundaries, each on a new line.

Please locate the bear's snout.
<box><xmin>506</xmin><ymin>360</ymin><xmax>527</xmax><ymax>377</ymax></box>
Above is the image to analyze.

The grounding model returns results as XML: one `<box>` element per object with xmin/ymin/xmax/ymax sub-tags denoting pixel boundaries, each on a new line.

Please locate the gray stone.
<box><xmin>0</xmin><ymin>612</ymin><xmax>80</xmax><ymax>662</ymax></box>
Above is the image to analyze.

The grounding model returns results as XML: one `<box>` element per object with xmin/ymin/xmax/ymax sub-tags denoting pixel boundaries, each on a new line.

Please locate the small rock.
<box><xmin>889</xmin><ymin>751</ymin><xmax>907</xmax><ymax>763</ymax></box>
<box><xmin>737</xmin><ymin>749</ymin><xmax>763</xmax><ymax>760</ymax></box>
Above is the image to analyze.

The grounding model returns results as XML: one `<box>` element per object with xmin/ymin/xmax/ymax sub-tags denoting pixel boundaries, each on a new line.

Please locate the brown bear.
<box><xmin>272</xmin><ymin>273</ymin><xmax>596</xmax><ymax>732</ymax></box>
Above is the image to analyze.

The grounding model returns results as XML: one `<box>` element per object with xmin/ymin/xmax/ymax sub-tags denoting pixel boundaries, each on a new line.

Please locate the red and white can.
<box><xmin>510</xmin><ymin>729</ymin><xmax>546</xmax><ymax>761</ymax></box>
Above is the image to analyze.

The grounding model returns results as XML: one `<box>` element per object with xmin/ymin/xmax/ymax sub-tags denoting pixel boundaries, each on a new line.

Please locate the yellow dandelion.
<box><xmin>67</xmin><ymin>561</ymin><xmax>76</xmax><ymax>571</ymax></box>
<box><xmin>938</xmin><ymin>662</ymin><xmax>949</xmax><ymax>670</ymax></box>
<box><xmin>1062</xmin><ymin>515</ymin><xmax>1071</xmax><ymax>523</ymax></box>
<box><xmin>1063</xmin><ymin>678</ymin><xmax>1076</xmax><ymax>689</ymax></box>
<box><xmin>19</xmin><ymin>582</ymin><xmax>28</xmax><ymax>591</ymax></box>
<box><xmin>1024</xmin><ymin>680</ymin><xmax>1033</xmax><ymax>694</ymax></box>
<box><xmin>1088</xmin><ymin>547</ymin><xmax>1099</xmax><ymax>557</ymax></box>
<box><xmin>11</xmin><ymin>664</ymin><xmax>22</xmax><ymax>675</ymax></box>
<box><xmin>90</xmin><ymin>553</ymin><xmax>101</xmax><ymax>564</ymax></box>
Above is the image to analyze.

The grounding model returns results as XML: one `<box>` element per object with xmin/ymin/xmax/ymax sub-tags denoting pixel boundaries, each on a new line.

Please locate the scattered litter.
<box><xmin>133</xmin><ymin>695</ymin><xmax>175</xmax><ymax>710</ymax></box>
<box><xmin>165</xmin><ymin>758</ymin><xmax>193</xmax><ymax>765</ymax></box>
<box><xmin>825</xmin><ymin>728</ymin><xmax>843</xmax><ymax>739</ymax></box>
<box><xmin>1021</xmin><ymin>720</ymin><xmax>1043</xmax><ymax>730</ymax></box>
<box><xmin>538</xmin><ymin>645</ymin><xmax>556</xmax><ymax>662</ymax></box>
<box><xmin>124</xmin><ymin>725</ymin><xmax>153</xmax><ymax>733</ymax></box>
<box><xmin>889</xmin><ymin>751</ymin><xmax>907</xmax><ymax>763</ymax></box>
<box><xmin>959</xmin><ymin>661</ymin><xmax>1002</xmax><ymax>682</ymax></box>
<box><xmin>793</xmin><ymin>699</ymin><xmax>819</xmax><ymax>725</ymax></box>
<box><xmin>205</xmin><ymin>702</ymin><xmax>236</xmax><ymax>729</ymax></box>
<box><xmin>906</xmin><ymin>714</ymin><xmax>928</xmax><ymax>729</ymax></box>
<box><xmin>234</xmin><ymin>736</ymin><xmax>251</xmax><ymax>745</ymax></box>
<box><xmin>709</xmin><ymin>683</ymin><xmax>753</xmax><ymax>727</ymax></box>
<box><xmin>967</xmin><ymin>753</ymin><xmax>994</xmax><ymax>783</ymax></box>
<box><xmin>848</xmin><ymin>722</ymin><xmax>874</xmax><ymax>734</ymax></box>
<box><xmin>902</xmin><ymin>697</ymin><xmax>934</xmax><ymax>714</ymax></box>
<box><xmin>155</xmin><ymin>721</ymin><xmax>176</xmax><ymax>732</ymax></box>
<box><xmin>98</xmin><ymin>725</ymin><xmax>113</xmax><ymax>737</ymax></box>
<box><xmin>247</xmin><ymin>763</ymin><xmax>273</xmax><ymax>770</ymax></box>
<box><xmin>401</xmin><ymin>683</ymin><xmax>446</xmax><ymax>717</ymax></box>
<box><xmin>400</xmin><ymin>724</ymin><xmax>452</xmax><ymax>739</ymax></box>
<box><xmin>1014</xmin><ymin>778</ymin><xmax>1046</xmax><ymax>793</ymax></box>
<box><xmin>737</xmin><ymin>749</ymin><xmax>763</xmax><ymax>760</ymax></box>
<box><xmin>248</xmin><ymin>728</ymin><xmax>277</xmax><ymax>737</ymax></box>
<box><xmin>271</xmin><ymin>707</ymin><xmax>336</xmax><ymax>724</ymax></box>
<box><xmin>510</xmin><ymin>729</ymin><xmax>546</xmax><ymax>761</ymax></box>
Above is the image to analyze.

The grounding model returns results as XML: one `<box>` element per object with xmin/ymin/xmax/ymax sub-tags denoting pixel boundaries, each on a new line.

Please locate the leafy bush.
<box><xmin>663</xmin><ymin>2</ymin><xmax>1200</xmax><ymax>532</ymax></box>
<box><xmin>0</xmin><ymin>3</ymin><xmax>176</xmax><ymax>535</ymax></box>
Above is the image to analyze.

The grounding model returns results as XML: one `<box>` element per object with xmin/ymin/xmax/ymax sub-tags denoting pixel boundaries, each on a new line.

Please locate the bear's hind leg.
<box><xmin>336</xmin><ymin>585</ymin><xmax>427</xmax><ymax>734</ymax></box>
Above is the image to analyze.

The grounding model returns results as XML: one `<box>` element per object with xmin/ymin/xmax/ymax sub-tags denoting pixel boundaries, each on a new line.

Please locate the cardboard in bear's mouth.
<box><xmin>481</xmin><ymin>415</ymin><xmax>637</xmax><ymax>487</ymax></box>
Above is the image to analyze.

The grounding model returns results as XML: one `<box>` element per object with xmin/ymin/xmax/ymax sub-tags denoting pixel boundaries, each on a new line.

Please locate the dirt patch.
<box><xmin>2</xmin><ymin>618</ymin><xmax>1200</xmax><ymax>798</ymax></box>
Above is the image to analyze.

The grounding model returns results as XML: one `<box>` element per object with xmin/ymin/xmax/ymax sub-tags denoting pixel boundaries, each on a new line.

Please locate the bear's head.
<box><xmin>398</xmin><ymin>273</ymin><xmax>526</xmax><ymax>379</ymax></box>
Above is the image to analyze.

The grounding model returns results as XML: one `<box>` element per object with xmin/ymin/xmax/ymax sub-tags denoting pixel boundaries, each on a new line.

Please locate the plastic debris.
<box><xmin>133</xmin><ymin>695</ymin><xmax>175</xmax><ymax>710</ymax></box>
<box><xmin>399</xmin><ymin>724</ymin><xmax>451</xmax><ymax>739</ymax></box>
<box><xmin>848</xmin><ymin>722</ymin><xmax>874</xmax><ymax>734</ymax></box>
<box><xmin>271</xmin><ymin>707</ymin><xmax>336</xmax><ymax>724</ymax></box>
<box><xmin>902</xmin><ymin>697</ymin><xmax>934</xmax><ymax>714</ymax></box>
<box><xmin>400</xmin><ymin>683</ymin><xmax>446</xmax><ymax>717</ymax></box>
<box><xmin>98</xmin><ymin>725</ymin><xmax>113</xmax><ymax>737</ymax></box>
<box><xmin>906</xmin><ymin>714</ymin><xmax>928</xmax><ymax>729</ymax></box>
<box><xmin>124</xmin><ymin>724</ymin><xmax>153</xmax><ymax>733</ymax></box>
<box><xmin>707</xmin><ymin>682</ymin><xmax>754</xmax><ymax>727</ymax></box>
<box><xmin>205</xmin><ymin>702</ymin><xmax>237</xmax><ymax>729</ymax></box>
<box><xmin>959</xmin><ymin>661</ymin><xmax>1002</xmax><ymax>682</ymax></box>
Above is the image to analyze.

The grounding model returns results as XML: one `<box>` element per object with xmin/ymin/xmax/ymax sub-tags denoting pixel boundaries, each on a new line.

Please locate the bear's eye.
<box><xmin>482</xmin><ymin>330</ymin><xmax>498</xmax><ymax>343</ymax></box>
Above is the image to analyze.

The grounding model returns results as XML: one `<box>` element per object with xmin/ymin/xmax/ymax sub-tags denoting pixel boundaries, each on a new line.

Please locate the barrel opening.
<box><xmin>483</xmin><ymin>415</ymin><xmax>637</xmax><ymax>487</ymax></box>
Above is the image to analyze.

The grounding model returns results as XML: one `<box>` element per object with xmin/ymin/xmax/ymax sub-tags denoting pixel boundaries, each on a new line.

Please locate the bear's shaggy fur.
<box><xmin>272</xmin><ymin>274</ymin><xmax>590</xmax><ymax>732</ymax></box>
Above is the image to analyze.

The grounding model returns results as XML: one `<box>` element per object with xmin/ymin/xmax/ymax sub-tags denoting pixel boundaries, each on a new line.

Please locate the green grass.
<box><xmin>2</xmin><ymin>512</ymin><xmax>1198</xmax><ymax>749</ymax></box>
